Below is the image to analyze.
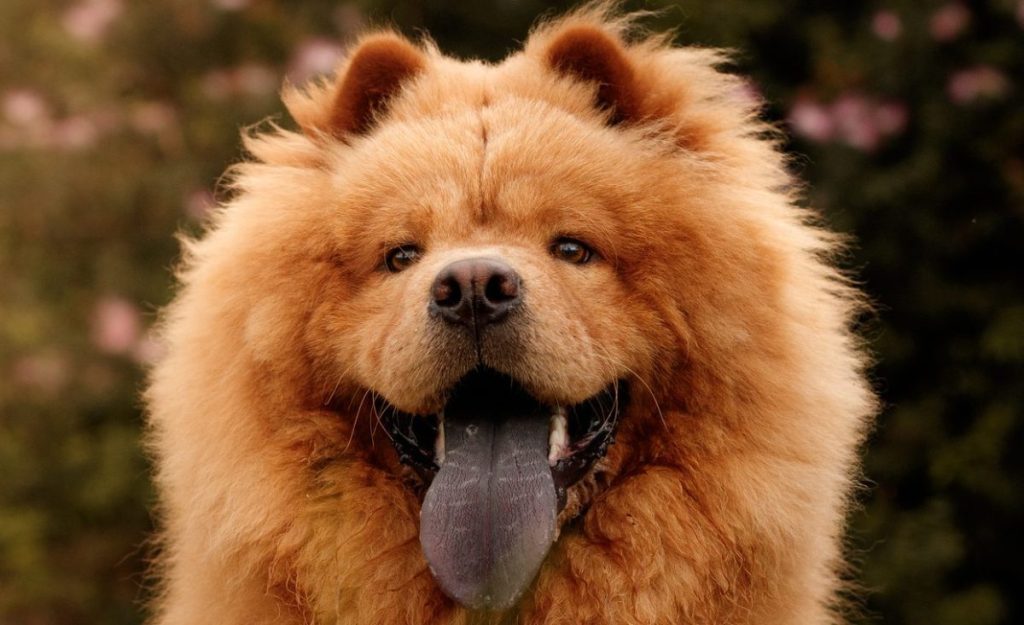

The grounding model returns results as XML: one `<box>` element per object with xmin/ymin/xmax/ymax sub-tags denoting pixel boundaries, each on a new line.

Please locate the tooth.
<box><xmin>435</xmin><ymin>410</ymin><xmax>445</xmax><ymax>466</ymax></box>
<box><xmin>548</xmin><ymin>406</ymin><xmax>568</xmax><ymax>466</ymax></box>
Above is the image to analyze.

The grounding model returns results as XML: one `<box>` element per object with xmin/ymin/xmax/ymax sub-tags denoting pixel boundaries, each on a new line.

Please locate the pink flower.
<box><xmin>930</xmin><ymin>3</ymin><xmax>970</xmax><ymax>41</ymax></box>
<box><xmin>1</xmin><ymin>104</ymin><xmax>119</xmax><ymax>152</ymax></box>
<box><xmin>236</xmin><ymin>63</ymin><xmax>278</xmax><ymax>96</ymax></box>
<box><xmin>133</xmin><ymin>330</ymin><xmax>167</xmax><ymax>365</ymax></box>
<box><xmin>132</xmin><ymin>101</ymin><xmax>178</xmax><ymax>135</ymax></box>
<box><xmin>200</xmin><ymin>69</ymin><xmax>233</xmax><ymax>100</ymax></box>
<box><xmin>874</xmin><ymin>102</ymin><xmax>908</xmax><ymax>136</ymax></box>
<box><xmin>51</xmin><ymin>115</ymin><xmax>100</xmax><ymax>151</ymax></box>
<box><xmin>289</xmin><ymin>38</ymin><xmax>345</xmax><ymax>84</ymax></box>
<box><xmin>184</xmin><ymin>188</ymin><xmax>216</xmax><ymax>220</ymax></box>
<box><xmin>832</xmin><ymin>94</ymin><xmax>881</xmax><ymax>151</ymax></box>
<box><xmin>92</xmin><ymin>296</ymin><xmax>142</xmax><ymax>355</ymax></box>
<box><xmin>790</xmin><ymin>93</ymin><xmax>908</xmax><ymax>151</ymax></box>
<box><xmin>947</xmin><ymin>66</ymin><xmax>1009</xmax><ymax>103</ymax></box>
<box><xmin>788</xmin><ymin>97</ymin><xmax>835</xmax><ymax>142</ymax></box>
<box><xmin>872</xmin><ymin>10</ymin><xmax>902</xmax><ymax>41</ymax></box>
<box><xmin>2</xmin><ymin>89</ymin><xmax>51</xmax><ymax>126</ymax></box>
<box><xmin>731</xmin><ymin>79</ymin><xmax>763</xmax><ymax>109</ymax></box>
<box><xmin>62</xmin><ymin>0</ymin><xmax>123</xmax><ymax>43</ymax></box>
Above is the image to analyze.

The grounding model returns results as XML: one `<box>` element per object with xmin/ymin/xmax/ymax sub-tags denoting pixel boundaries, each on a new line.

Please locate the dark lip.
<box><xmin>375</xmin><ymin>367</ymin><xmax>627</xmax><ymax>509</ymax></box>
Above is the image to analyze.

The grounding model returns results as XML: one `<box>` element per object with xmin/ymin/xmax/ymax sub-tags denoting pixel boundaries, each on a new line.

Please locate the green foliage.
<box><xmin>1</xmin><ymin>1</ymin><xmax>1020</xmax><ymax>624</ymax></box>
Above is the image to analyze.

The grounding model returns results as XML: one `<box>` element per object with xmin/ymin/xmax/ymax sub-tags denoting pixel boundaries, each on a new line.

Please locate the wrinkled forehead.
<box><xmin>327</xmin><ymin>99</ymin><xmax>644</xmax><ymax>249</ymax></box>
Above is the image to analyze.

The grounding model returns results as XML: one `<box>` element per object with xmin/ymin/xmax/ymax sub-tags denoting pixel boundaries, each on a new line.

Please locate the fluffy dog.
<box><xmin>146</xmin><ymin>4</ymin><xmax>875</xmax><ymax>624</ymax></box>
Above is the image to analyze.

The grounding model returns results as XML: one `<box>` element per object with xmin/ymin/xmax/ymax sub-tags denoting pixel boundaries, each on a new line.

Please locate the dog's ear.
<box><xmin>543</xmin><ymin>25</ymin><xmax>642</xmax><ymax>125</ymax></box>
<box><xmin>295</xmin><ymin>33</ymin><xmax>426</xmax><ymax>139</ymax></box>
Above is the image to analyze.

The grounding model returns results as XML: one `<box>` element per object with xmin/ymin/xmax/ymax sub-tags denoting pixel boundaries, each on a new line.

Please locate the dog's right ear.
<box><xmin>289</xmin><ymin>33</ymin><xmax>426</xmax><ymax>139</ymax></box>
<box><xmin>542</xmin><ymin>24</ymin><xmax>643</xmax><ymax>126</ymax></box>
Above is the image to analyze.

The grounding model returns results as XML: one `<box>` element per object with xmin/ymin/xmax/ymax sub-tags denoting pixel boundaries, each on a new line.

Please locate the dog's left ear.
<box><xmin>288</xmin><ymin>33</ymin><xmax>426</xmax><ymax>139</ymax></box>
<box><xmin>542</xmin><ymin>25</ymin><xmax>643</xmax><ymax>125</ymax></box>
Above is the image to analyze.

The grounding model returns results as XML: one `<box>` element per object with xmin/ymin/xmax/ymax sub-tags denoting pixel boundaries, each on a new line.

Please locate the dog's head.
<box><xmin>290</xmin><ymin>24</ymin><xmax>682</xmax><ymax>609</ymax></box>
<box><xmin>165</xmin><ymin>8</ymin><xmax>866</xmax><ymax>617</ymax></box>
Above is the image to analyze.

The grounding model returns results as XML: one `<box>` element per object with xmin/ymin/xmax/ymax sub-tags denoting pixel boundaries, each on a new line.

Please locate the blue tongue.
<box><xmin>419</xmin><ymin>405</ymin><xmax>557</xmax><ymax>611</ymax></box>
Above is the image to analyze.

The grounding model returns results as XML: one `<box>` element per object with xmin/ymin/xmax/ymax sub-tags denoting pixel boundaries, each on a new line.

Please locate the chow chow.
<box><xmin>146</xmin><ymin>4</ymin><xmax>875</xmax><ymax>624</ymax></box>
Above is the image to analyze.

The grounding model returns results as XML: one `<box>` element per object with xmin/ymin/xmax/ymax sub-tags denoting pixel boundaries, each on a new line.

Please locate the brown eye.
<box><xmin>384</xmin><ymin>245</ymin><xmax>422</xmax><ymax>272</ymax></box>
<box><xmin>550</xmin><ymin>238</ymin><xmax>593</xmax><ymax>265</ymax></box>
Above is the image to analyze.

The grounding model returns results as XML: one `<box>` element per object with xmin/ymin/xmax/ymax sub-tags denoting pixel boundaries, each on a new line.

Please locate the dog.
<box><xmin>145</xmin><ymin>4</ymin><xmax>875</xmax><ymax>623</ymax></box>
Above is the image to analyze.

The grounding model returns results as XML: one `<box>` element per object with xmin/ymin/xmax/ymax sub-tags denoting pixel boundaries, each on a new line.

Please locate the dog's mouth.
<box><xmin>376</xmin><ymin>367</ymin><xmax>626</xmax><ymax>611</ymax></box>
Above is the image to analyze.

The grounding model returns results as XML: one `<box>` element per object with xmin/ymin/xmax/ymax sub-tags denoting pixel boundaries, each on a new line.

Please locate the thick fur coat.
<box><xmin>146</xmin><ymin>4</ymin><xmax>875</xmax><ymax>624</ymax></box>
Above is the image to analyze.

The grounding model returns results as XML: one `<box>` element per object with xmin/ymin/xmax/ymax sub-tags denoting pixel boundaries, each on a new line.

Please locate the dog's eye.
<box><xmin>550</xmin><ymin>238</ymin><xmax>593</xmax><ymax>265</ymax></box>
<box><xmin>385</xmin><ymin>245</ymin><xmax>422</xmax><ymax>272</ymax></box>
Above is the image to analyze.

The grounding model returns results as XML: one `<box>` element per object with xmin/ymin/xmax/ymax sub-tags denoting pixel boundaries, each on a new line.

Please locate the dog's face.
<box><xmin>226</xmin><ymin>20</ymin><xmax>777</xmax><ymax>614</ymax></box>
<box><xmin>302</xmin><ymin>68</ymin><xmax>679</xmax><ymax>611</ymax></box>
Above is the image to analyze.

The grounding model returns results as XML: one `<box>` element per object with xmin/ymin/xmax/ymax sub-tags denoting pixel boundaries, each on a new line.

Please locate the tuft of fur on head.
<box><xmin>145</xmin><ymin>3</ymin><xmax>875</xmax><ymax>624</ymax></box>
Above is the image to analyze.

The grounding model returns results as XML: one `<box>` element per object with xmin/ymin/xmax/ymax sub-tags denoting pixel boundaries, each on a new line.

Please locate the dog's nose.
<box><xmin>430</xmin><ymin>257</ymin><xmax>522</xmax><ymax>327</ymax></box>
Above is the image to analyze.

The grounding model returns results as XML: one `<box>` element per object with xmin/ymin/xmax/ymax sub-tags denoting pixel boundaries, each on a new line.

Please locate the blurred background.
<box><xmin>0</xmin><ymin>1</ymin><xmax>1021</xmax><ymax>623</ymax></box>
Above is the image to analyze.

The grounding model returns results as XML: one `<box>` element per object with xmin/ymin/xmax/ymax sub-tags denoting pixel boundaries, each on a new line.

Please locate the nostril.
<box><xmin>434</xmin><ymin>276</ymin><xmax>462</xmax><ymax>308</ymax></box>
<box><xmin>484</xmin><ymin>272</ymin><xmax>519</xmax><ymax>304</ymax></box>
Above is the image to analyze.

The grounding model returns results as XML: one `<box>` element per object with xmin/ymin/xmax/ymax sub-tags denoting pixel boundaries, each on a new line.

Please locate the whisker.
<box><xmin>321</xmin><ymin>359</ymin><xmax>358</xmax><ymax>408</ymax></box>
<box><xmin>589</xmin><ymin>387</ymin><xmax>616</xmax><ymax>433</ymax></box>
<box><xmin>324</xmin><ymin>372</ymin><xmax>344</xmax><ymax>407</ymax></box>
<box><xmin>340</xmin><ymin>402</ymin><xmax>361</xmax><ymax>456</ymax></box>
<box><xmin>591</xmin><ymin>345</ymin><xmax>667</xmax><ymax>431</ymax></box>
<box><xmin>353</xmin><ymin>387</ymin><xmax>373</xmax><ymax>438</ymax></box>
<box><xmin>622</xmin><ymin>363</ymin><xmax>666</xmax><ymax>429</ymax></box>
<box><xmin>370</xmin><ymin>392</ymin><xmax>397</xmax><ymax>446</ymax></box>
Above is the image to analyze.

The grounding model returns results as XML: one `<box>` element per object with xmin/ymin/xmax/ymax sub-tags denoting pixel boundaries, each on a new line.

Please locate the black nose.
<box><xmin>430</xmin><ymin>257</ymin><xmax>522</xmax><ymax>327</ymax></box>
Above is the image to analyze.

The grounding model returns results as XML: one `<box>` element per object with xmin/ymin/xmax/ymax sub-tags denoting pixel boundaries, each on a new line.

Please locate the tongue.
<box><xmin>420</xmin><ymin>398</ymin><xmax>557</xmax><ymax>610</ymax></box>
